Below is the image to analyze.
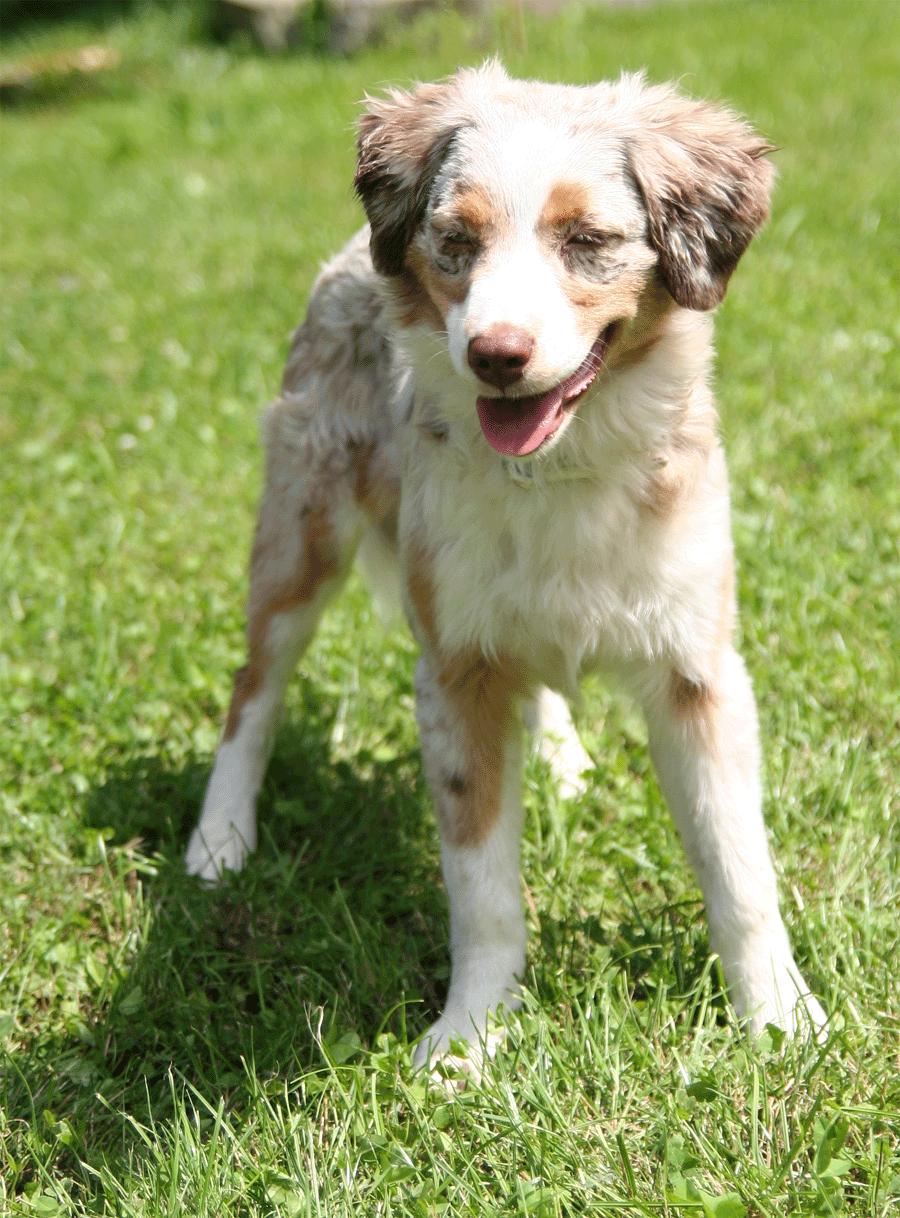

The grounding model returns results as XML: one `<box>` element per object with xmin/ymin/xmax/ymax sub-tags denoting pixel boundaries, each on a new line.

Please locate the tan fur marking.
<box><xmin>222</xmin><ymin>664</ymin><xmax>263</xmax><ymax>742</ymax></box>
<box><xmin>451</xmin><ymin>184</ymin><xmax>495</xmax><ymax>233</ymax></box>
<box><xmin>405</xmin><ymin>536</ymin><xmax>439</xmax><ymax>652</ymax></box>
<box><xmin>222</xmin><ymin>504</ymin><xmax>340</xmax><ymax>742</ymax></box>
<box><xmin>406</xmin><ymin>245</ymin><xmax>469</xmax><ymax>315</ymax></box>
<box><xmin>350</xmin><ymin>439</ymin><xmax>401</xmax><ymax>531</ymax></box>
<box><xmin>405</xmin><ymin>541</ymin><xmax>527</xmax><ymax>847</ymax></box>
<box><xmin>248</xmin><ymin>502</ymin><xmax>338</xmax><ymax>635</ymax></box>
<box><xmin>391</xmin><ymin>265</ymin><xmax>445</xmax><ymax>332</ymax></box>
<box><xmin>558</xmin><ymin>268</ymin><xmax>649</xmax><ymax>348</ymax></box>
<box><xmin>607</xmin><ymin>326</ymin><xmax>666</xmax><ymax>374</ymax></box>
<box><xmin>438</xmin><ymin>652</ymin><xmax>527</xmax><ymax>847</ymax></box>
<box><xmin>612</xmin><ymin>332</ymin><xmax>663</xmax><ymax>375</ymax></box>
<box><xmin>605</xmin><ymin>280</ymin><xmax>676</xmax><ymax>373</ymax></box>
<box><xmin>540</xmin><ymin>180</ymin><xmax>593</xmax><ymax>229</ymax></box>
<box><xmin>669</xmin><ymin>563</ymin><xmax>734</xmax><ymax>752</ymax></box>
<box><xmin>669</xmin><ymin>669</ymin><xmax>719</xmax><ymax>754</ymax></box>
<box><xmin>670</xmin><ymin>671</ymin><xmax>715</xmax><ymax>715</ymax></box>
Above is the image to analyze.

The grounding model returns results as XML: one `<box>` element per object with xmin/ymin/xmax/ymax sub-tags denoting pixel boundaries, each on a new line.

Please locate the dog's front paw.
<box><xmin>750</xmin><ymin>977</ymin><xmax>827</xmax><ymax>1041</ymax></box>
<box><xmin>184</xmin><ymin>818</ymin><xmax>255</xmax><ymax>882</ymax></box>
<box><xmin>412</xmin><ymin>1012</ymin><xmax>509</xmax><ymax>1086</ymax></box>
<box><xmin>733</xmin><ymin>949</ymin><xmax>827</xmax><ymax>1040</ymax></box>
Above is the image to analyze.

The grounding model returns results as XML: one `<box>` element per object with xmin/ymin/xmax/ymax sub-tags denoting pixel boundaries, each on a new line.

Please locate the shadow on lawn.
<box><xmin>4</xmin><ymin>687</ymin><xmax>720</xmax><ymax>1193</ymax></box>
<box><xmin>95</xmin><ymin>690</ymin><xmax>451</xmax><ymax>1037</ymax></box>
<box><xmin>3</xmin><ymin>690</ymin><xmax>451</xmax><ymax>1185</ymax></box>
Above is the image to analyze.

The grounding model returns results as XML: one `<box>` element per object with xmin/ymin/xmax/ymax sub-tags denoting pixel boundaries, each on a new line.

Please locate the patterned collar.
<box><xmin>502</xmin><ymin>452</ymin><xmax>668</xmax><ymax>488</ymax></box>
<box><xmin>501</xmin><ymin>456</ymin><xmax>598</xmax><ymax>488</ymax></box>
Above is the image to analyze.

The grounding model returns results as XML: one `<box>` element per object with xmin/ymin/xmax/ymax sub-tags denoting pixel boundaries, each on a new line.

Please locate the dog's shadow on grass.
<box><xmin>3</xmin><ymin>689</ymin><xmax>454</xmax><ymax>1171</ymax></box>
<box><xmin>85</xmin><ymin>684</ymin><xmax>450</xmax><ymax>1065</ymax></box>
<box><xmin>5</xmin><ymin>687</ymin><xmax>719</xmax><ymax>1191</ymax></box>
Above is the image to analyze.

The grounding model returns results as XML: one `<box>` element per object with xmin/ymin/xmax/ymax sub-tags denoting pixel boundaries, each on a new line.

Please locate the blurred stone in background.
<box><xmin>215</xmin><ymin>0</ymin><xmax>455</xmax><ymax>55</ymax></box>
<box><xmin>0</xmin><ymin>0</ymin><xmax>667</xmax><ymax>65</ymax></box>
<box><xmin>214</xmin><ymin>0</ymin><xmax>304</xmax><ymax>50</ymax></box>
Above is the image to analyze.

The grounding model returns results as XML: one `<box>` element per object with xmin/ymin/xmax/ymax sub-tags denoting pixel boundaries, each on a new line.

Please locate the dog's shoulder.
<box><xmin>280</xmin><ymin>227</ymin><xmax>395</xmax><ymax>399</ymax></box>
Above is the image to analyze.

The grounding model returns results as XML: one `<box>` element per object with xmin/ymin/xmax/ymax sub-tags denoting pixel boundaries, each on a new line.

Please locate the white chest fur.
<box><xmin>399</xmin><ymin>394</ymin><xmax>733</xmax><ymax>692</ymax></box>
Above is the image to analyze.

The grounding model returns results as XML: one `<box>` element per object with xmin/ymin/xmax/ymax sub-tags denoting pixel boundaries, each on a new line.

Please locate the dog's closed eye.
<box><xmin>443</xmin><ymin>230</ymin><xmax>475</xmax><ymax>246</ymax></box>
<box><xmin>566</xmin><ymin>231</ymin><xmax>608</xmax><ymax>247</ymax></box>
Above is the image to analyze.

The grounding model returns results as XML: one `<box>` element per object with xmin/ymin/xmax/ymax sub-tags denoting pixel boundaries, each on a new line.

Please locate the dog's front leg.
<box><xmin>185</xmin><ymin>593</ymin><xmax>339</xmax><ymax>882</ymax></box>
<box><xmin>641</xmin><ymin>647</ymin><xmax>826</xmax><ymax>1036</ymax></box>
<box><xmin>412</xmin><ymin>653</ymin><xmax>529</xmax><ymax>1069</ymax></box>
<box><xmin>186</xmin><ymin>461</ymin><xmax>360</xmax><ymax>881</ymax></box>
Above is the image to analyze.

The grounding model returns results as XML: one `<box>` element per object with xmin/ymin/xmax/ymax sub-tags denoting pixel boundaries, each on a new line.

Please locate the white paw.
<box><xmin>539</xmin><ymin>732</ymin><xmax>593</xmax><ymax>800</ymax></box>
<box><xmin>184</xmin><ymin>818</ymin><xmax>255</xmax><ymax>882</ymax></box>
<box><xmin>735</xmin><ymin>954</ymin><xmax>827</xmax><ymax>1039</ymax></box>
<box><xmin>412</xmin><ymin>1012</ymin><xmax>509</xmax><ymax>1086</ymax></box>
<box><xmin>528</xmin><ymin>689</ymin><xmax>593</xmax><ymax>799</ymax></box>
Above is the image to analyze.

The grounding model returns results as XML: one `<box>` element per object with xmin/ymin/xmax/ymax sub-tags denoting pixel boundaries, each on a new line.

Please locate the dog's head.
<box><xmin>355</xmin><ymin>63</ymin><xmax>773</xmax><ymax>458</ymax></box>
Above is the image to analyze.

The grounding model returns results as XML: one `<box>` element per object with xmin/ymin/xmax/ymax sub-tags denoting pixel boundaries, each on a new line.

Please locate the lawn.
<box><xmin>1</xmin><ymin>1</ymin><xmax>898</xmax><ymax>1214</ymax></box>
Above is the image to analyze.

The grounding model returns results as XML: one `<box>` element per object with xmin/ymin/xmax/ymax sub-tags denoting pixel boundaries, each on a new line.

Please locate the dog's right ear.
<box><xmin>355</xmin><ymin>81</ymin><xmax>464</xmax><ymax>277</ymax></box>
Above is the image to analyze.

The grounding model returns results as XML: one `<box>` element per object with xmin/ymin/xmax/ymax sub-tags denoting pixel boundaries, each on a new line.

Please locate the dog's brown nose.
<box><xmin>467</xmin><ymin>327</ymin><xmax>534</xmax><ymax>390</ymax></box>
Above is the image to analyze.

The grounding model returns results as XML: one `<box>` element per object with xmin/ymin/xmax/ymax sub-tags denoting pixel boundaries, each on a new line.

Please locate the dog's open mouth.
<box><xmin>476</xmin><ymin>326</ymin><xmax>612</xmax><ymax>457</ymax></box>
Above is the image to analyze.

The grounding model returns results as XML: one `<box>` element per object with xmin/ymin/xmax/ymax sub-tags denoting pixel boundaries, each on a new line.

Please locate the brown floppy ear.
<box><xmin>355</xmin><ymin>80</ymin><xmax>466</xmax><ymax>277</ymax></box>
<box><xmin>627</xmin><ymin>83</ymin><xmax>775</xmax><ymax>310</ymax></box>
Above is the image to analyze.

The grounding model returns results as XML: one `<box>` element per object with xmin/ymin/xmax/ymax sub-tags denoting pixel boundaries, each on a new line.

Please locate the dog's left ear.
<box><xmin>355</xmin><ymin>80</ymin><xmax>465</xmax><ymax>277</ymax></box>
<box><xmin>626</xmin><ymin>82</ymin><xmax>775</xmax><ymax>310</ymax></box>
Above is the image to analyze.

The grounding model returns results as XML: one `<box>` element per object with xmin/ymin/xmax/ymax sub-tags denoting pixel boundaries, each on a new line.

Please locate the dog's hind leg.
<box><xmin>524</xmin><ymin>687</ymin><xmax>593</xmax><ymax>799</ymax></box>
<box><xmin>185</xmin><ymin>407</ymin><xmax>378</xmax><ymax>882</ymax></box>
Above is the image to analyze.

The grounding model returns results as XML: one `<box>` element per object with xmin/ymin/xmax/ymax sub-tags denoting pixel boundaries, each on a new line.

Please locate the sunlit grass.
<box><xmin>1</xmin><ymin>1</ymin><xmax>898</xmax><ymax>1213</ymax></box>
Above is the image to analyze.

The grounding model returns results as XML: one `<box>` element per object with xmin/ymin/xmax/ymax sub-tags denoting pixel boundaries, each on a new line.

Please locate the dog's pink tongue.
<box><xmin>476</xmin><ymin>387</ymin><xmax>565</xmax><ymax>456</ymax></box>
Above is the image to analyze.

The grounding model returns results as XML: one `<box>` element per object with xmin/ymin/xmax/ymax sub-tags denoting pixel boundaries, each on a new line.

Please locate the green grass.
<box><xmin>1</xmin><ymin>1</ymin><xmax>898</xmax><ymax>1213</ymax></box>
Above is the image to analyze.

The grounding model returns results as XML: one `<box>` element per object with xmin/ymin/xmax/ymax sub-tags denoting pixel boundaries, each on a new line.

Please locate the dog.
<box><xmin>186</xmin><ymin>63</ymin><xmax>826</xmax><ymax>1065</ymax></box>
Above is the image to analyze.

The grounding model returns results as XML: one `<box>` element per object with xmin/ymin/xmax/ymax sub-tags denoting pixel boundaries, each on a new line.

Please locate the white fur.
<box><xmin>639</xmin><ymin>650</ymin><xmax>825</xmax><ymax>1032</ymax></box>
<box><xmin>186</xmin><ymin>601</ymin><xmax>326</xmax><ymax>881</ymax></box>
<box><xmin>525</xmin><ymin>688</ymin><xmax>593</xmax><ymax>800</ymax></box>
